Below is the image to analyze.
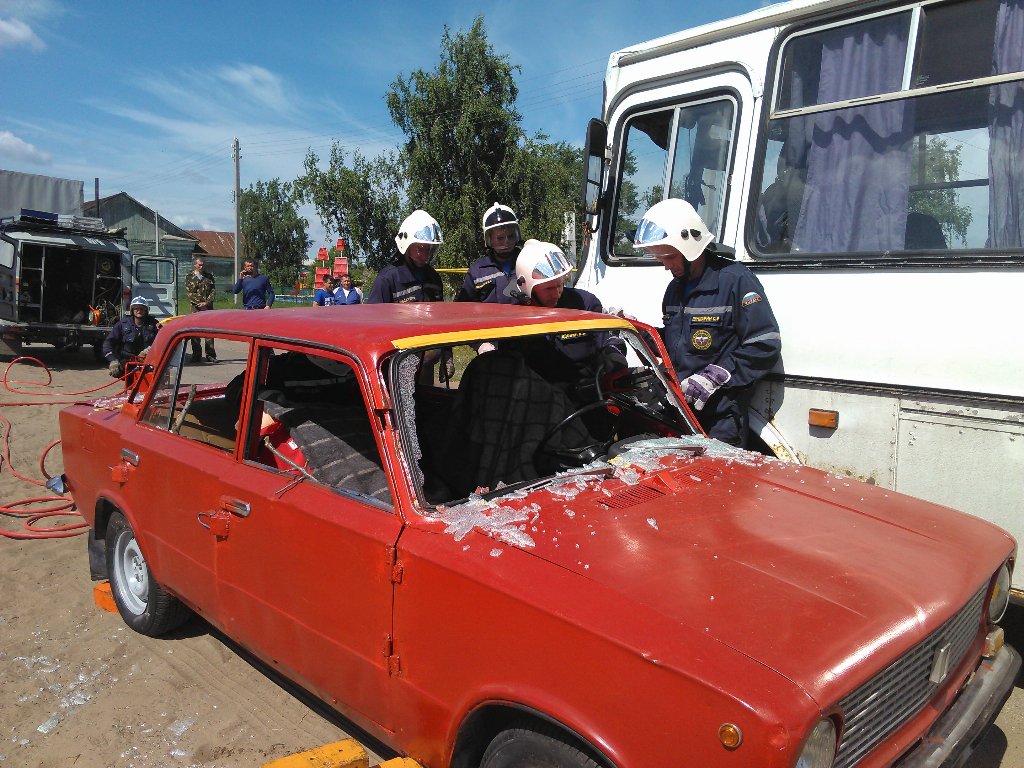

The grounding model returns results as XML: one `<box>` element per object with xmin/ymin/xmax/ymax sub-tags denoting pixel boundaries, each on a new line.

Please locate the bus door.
<box><xmin>131</xmin><ymin>254</ymin><xmax>177</xmax><ymax>320</ymax></box>
<box><xmin>578</xmin><ymin>68</ymin><xmax>756</xmax><ymax>327</ymax></box>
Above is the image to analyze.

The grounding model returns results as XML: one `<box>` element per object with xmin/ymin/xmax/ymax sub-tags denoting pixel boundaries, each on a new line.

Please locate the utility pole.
<box><xmin>233</xmin><ymin>138</ymin><xmax>241</xmax><ymax>305</ymax></box>
<box><xmin>155</xmin><ymin>210</ymin><xmax>160</xmax><ymax>256</ymax></box>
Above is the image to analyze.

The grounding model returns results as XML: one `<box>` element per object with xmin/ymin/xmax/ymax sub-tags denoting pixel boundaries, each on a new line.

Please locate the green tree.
<box><xmin>909</xmin><ymin>136</ymin><xmax>972</xmax><ymax>247</ymax></box>
<box><xmin>385</xmin><ymin>16</ymin><xmax>522</xmax><ymax>268</ymax></box>
<box><xmin>503</xmin><ymin>134</ymin><xmax>582</xmax><ymax>251</ymax></box>
<box><xmin>239</xmin><ymin>179</ymin><xmax>310</xmax><ymax>288</ymax></box>
<box><xmin>296</xmin><ymin>143</ymin><xmax>404</xmax><ymax>271</ymax></box>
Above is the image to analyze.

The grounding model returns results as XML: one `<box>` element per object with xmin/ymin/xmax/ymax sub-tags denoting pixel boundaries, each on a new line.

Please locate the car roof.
<box><xmin>160</xmin><ymin>302</ymin><xmax>632</xmax><ymax>357</ymax></box>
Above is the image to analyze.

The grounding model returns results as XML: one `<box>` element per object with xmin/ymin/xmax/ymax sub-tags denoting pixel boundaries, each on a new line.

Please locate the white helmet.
<box><xmin>395</xmin><ymin>209</ymin><xmax>443</xmax><ymax>256</ymax></box>
<box><xmin>514</xmin><ymin>239</ymin><xmax>572</xmax><ymax>300</ymax></box>
<box><xmin>482</xmin><ymin>203</ymin><xmax>520</xmax><ymax>249</ymax></box>
<box><xmin>633</xmin><ymin>198</ymin><xmax>713</xmax><ymax>262</ymax></box>
<box><xmin>129</xmin><ymin>296</ymin><xmax>150</xmax><ymax>311</ymax></box>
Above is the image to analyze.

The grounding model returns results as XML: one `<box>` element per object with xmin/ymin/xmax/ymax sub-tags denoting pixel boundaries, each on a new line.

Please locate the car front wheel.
<box><xmin>105</xmin><ymin>511</ymin><xmax>190</xmax><ymax>636</ymax></box>
<box><xmin>480</xmin><ymin>726</ymin><xmax>602</xmax><ymax>768</ymax></box>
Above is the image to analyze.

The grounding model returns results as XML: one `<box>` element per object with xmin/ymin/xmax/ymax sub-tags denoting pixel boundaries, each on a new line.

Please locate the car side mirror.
<box><xmin>581</xmin><ymin>118</ymin><xmax>608</xmax><ymax>226</ymax></box>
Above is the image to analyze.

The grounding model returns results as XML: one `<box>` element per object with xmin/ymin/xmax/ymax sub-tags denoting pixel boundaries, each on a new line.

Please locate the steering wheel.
<box><xmin>534</xmin><ymin>399</ymin><xmax>615</xmax><ymax>473</ymax></box>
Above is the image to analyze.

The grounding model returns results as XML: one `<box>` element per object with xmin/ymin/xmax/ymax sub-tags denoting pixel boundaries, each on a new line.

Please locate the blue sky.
<box><xmin>0</xmin><ymin>0</ymin><xmax>763</xmax><ymax>248</ymax></box>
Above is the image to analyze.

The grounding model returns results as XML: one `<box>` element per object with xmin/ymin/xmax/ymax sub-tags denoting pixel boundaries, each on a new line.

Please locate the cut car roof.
<box><xmin>160</xmin><ymin>302</ymin><xmax>632</xmax><ymax>356</ymax></box>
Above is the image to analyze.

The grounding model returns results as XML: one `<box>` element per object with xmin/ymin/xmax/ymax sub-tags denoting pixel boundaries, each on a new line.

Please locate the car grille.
<box><xmin>834</xmin><ymin>587</ymin><xmax>985</xmax><ymax>768</ymax></box>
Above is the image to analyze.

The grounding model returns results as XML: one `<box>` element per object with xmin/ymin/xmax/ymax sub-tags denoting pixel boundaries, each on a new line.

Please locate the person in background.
<box><xmin>456</xmin><ymin>202</ymin><xmax>522</xmax><ymax>304</ymax></box>
<box><xmin>185</xmin><ymin>257</ymin><xmax>216</xmax><ymax>362</ymax></box>
<box><xmin>632</xmin><ymin>198</ymin><xmax>781</xmax><ymax>447</ymax></box>
<box><xmin>232</xmin><ymin>259</ymin><xmax>275</xmax><ymax>310</ymax></box>
<box><xmin>312</xmin><ymin>274</ymin><xmax>338</xmax><ymax>306</ymax></box>
<box><xmin>367</xmin><ymin>210</ymin><xmax>445</xmax><ymax>304</ymax></box>
<box><xmin>102</xmin><ymin>296</ymin><xmax>159</xmax><ymax>377</ymax></box>
<box><xmin>334</xmin><ymin>273</ymin><xmax>362</xmax><ymax>305</ymax></box>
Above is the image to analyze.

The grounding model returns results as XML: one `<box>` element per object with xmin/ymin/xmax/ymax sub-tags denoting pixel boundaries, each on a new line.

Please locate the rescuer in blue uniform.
<box><xmin>632</xmin><ymin>198</ymin><xmax>781</xmax><ymax>448</ymax></box>
<box><xmin>367</xmin><ymin>210</ymin><xmax>445</xmax><ymax>304</ymax></box>
<box><xmin>456</xmin><ymin>202</ymin><xmax>522</xmax><ymax>304</ymax></box>
<box><xmin>102</xmin><ymin>296</ymin><xmax>160</xmax><ymax>377</ymax></box>
<box><xmin>508</xmin><ymin>239</ymin><xmax>627</xmax><ymax>376</ymax></box>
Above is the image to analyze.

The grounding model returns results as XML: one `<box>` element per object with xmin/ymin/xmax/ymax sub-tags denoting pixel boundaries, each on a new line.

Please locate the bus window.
<box><xmin>612</xmin><ymin>98</ymin><xmax>736</xmax><ymax>261</ymax></box>
<box><xmin>753</xmin><ymin>0</ymin><xmax>1022</xmax><ymax>257</ymax></box>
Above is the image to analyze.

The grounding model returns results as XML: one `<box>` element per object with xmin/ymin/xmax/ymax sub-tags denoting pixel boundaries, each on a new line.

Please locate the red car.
<box><xmin>57</xmin><ymin>303</ymin><xmax>1018</xmax><ymax>768</ymax></box>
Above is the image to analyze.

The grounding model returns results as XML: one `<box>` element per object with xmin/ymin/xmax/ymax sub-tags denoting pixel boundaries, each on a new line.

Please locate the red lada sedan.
<box><xmin>57</xmin><ymin>303</ymin><xmax>1019</xmax><ymax>768</ymax></box>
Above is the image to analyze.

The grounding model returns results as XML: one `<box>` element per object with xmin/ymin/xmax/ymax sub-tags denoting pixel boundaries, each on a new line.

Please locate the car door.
<box><xmin>121</xmin><ymin>333</ymin><xmax>252</xmax><ymax>619</ymax></box>
<box><xmin>211</xmin><ymin>340</ymin><xmax>402</xmax><ymax>730</ymax></box>
<box><xmin>131</xmin><ymin>254</ymin><xmax>177</xmax><ymax>319</ymax></box>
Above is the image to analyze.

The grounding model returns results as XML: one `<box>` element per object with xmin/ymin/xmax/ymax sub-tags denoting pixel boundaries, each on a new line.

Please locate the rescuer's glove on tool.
<box><xmin>108</xmin><ymin>360</ymin><xmax>124</xmax><ymax>378</ymax></box>
<box><xmin>682</xmin><ymin>363</ymin><xmax>730</xmax><ymax>411</ymax></box>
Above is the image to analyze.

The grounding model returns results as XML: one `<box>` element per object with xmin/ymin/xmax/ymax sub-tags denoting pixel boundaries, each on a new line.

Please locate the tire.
<box><xmin>105</xmin><ymin>511</ymin><xmax>190</xmax><ymax>636</ymax></box>
<box><xmin>480</xmin><ymin>726</ymin><xmax>603</xmax><ymax>768</ymax></box>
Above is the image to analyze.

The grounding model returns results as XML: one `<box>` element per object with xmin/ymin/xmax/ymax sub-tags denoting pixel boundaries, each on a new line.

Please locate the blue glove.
<box><xmin>682</xmin><ymin>364</ymin><xmax>730</xmax><ymax>411</ymax></box>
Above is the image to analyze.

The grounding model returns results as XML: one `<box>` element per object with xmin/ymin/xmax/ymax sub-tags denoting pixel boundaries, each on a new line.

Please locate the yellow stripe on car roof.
<box><xmin>392</xmin><ymin>317</ymin><xmax>632</xmax><ymax>349</ymax></box>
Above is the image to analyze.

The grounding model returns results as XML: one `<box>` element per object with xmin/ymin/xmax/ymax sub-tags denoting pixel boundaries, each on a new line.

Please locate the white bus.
<box><xmin>576</xmin><ymin>0</ymin><xmax>1024</xmax><ymax>591</ymax></box>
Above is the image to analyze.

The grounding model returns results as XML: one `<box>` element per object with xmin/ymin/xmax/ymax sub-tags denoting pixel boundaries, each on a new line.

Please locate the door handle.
<box><xmin>220</xmin><ymin>496</ymin><xmax>251</xmax><ymax>518</ymax></box>
<box><xmin>120</xmin><ymin>448</ymin><xmax>139</xmax><ymax>466</ymax></box>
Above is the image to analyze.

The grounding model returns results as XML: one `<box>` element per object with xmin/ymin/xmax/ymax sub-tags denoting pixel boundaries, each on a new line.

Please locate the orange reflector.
<box><xmin>719</xmin><ymin>723</ymin><xmax>743</xmax><ymax>750</ymax></box>
<box><xmin>984</xmin><ymin>627</ymin><xmax>1005</xmax><ymax>658</ymax></box>
<box><xmin>808</xmin><ymin>409</ymin><xmax>839</xmax><ymax>429</ymax></box>
<box><xmin>93</xmin><ymin>581</ymin><xmax>118</xmax><ymax>613</ymax></box>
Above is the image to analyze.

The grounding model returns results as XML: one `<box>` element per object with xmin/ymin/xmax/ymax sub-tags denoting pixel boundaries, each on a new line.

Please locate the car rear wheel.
<box><xmin>105</xmin><ymin>511</ymin><xmax>190</xmax><ymax>636</ymax></box>
<box><xmin>480</xmin><ymin>726</ymin><xmax>602</xmax><ymax>768</ymax></box>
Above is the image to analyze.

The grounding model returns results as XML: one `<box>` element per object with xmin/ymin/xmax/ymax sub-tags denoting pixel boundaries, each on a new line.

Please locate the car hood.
<box><xmin>428</xmin><ymin>439</ymin><xmax>1014</xmax><ymax>706</ymax></box>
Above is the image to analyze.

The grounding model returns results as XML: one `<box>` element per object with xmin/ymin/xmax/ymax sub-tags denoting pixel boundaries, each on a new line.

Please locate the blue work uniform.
<box><xmin>333</xmin><ymin>286</ymin><xmax>362</xmax><ymax>305</ymax></box>
<box><xmin>660</xmin><ymin>253</ymin><xmax>781</xmax><ymax>447</ymax></box>
<box><xmin>102</xmin><ymin>315</ymin><xmax>160</xmax><ymax>364</ymax></box>
<box><xmin>366</xmin><ymin>258</ymin><xmax>444</xmax><ymax>304</ymax></box>
<box><xmin>313</xmin><ymin>288</ymin><xmax>337</xmax><ymax>306</ymax></box>
<box><xmin>455</xmin><ymin>248</ymin><xmax>520</xmax><ymax>303</ymax></box>
<box><xmin>232</xmin><ymin>274</ymin><xmax>275</xmax><ymax>309</ymax></box>
<box><xmin>509</xmin><ymin>287</ymin><xmax>626</xmax><ymax>383</ymax></box>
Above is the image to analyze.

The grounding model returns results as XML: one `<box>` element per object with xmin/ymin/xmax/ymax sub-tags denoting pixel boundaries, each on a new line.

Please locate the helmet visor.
<box><xmin>634</xmin><ymin>218</ymin><xmax>667</xmax><ymax>246</ymax></box>
<box><xmin>413</xmin><ymin>222</ymin><xmax>442</xmax><ymax>243</ymax></box>
<box><xmin>531</xmin><ymin>249</ymin><xmax>572</xmax><ymax>280</ymax></box>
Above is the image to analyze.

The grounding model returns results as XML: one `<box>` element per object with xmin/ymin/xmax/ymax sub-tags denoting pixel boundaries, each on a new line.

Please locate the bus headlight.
<box><xmin>988</xmin><ymin>563</ymin><xmax>1011</xmax><ymax>624</ymax></box>
<box><xmin>796</xmin><ymin>718</ymin><xmax>836</xmax><ymax>768</ymax></box>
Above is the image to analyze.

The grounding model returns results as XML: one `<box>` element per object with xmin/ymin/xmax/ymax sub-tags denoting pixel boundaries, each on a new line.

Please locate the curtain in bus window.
<box><xmin>987</xmin><ymin>0</ymin><xmax>1024</xmax><ymax>248</ymax></box>
<box><xmin>792</xmin><ymin>16</ymin><xmax>913</xmax><ymax>253</ymax></box>
<box><xmin>755</xmin><ymin>43</ymin><xmax>818</xmax><ymax>252</ymax></box>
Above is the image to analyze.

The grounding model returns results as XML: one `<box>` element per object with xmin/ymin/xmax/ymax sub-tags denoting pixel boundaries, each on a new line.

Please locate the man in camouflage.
<box><xmin>186</xmin><ymin>257</ymin><xmax>217</xmax><ymax>362</ymax></box>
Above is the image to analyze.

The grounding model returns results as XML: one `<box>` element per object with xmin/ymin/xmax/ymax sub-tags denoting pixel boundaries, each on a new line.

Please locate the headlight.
<box><xmin>796</xmin><ymin>718</ymin><xmax>836</xmax><ymax>768</ymax></box>
<box><xmin>988</xmin><ymin>563</ymin><xmax>1011</xmax><ymax>624</ymax></box>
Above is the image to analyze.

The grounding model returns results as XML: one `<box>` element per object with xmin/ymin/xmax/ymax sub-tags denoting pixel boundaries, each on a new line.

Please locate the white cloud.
<box><xmin>0</xmin><ymin>130</ymin><xmax>51</xmax><ymax>163</ymax></box>
<box><xmin>0</xmin><ymin>16</ymin><xmax>43</xmax><ymax>50</ymax></box>
<box><xmin>217</xmin><ymin>64</ymin><xmax>290</xmax><ymax>114</ymax></box>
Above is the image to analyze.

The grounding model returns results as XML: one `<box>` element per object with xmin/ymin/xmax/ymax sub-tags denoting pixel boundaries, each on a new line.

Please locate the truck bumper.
<box><xmin>896</xmin><ymin>644</ymin><xmax>1021</xmax><ymax>768</ymax></box>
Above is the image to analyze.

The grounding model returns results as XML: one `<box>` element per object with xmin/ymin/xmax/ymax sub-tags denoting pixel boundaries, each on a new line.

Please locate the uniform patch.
<box><xmin>741</xmin><ymin>291</ymin><xmax>762</xmax><ymax>307</ymax></box>
<box><xmin>691</xmin><ymin>329</ymin><xmax>713</xmax><ymax>350</ymax></box>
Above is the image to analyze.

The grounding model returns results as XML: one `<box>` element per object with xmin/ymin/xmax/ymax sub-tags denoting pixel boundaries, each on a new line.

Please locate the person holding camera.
<box><xmin>232</xmin><ymin>259</ymin><xmax>275</xmax><ymax>310</ymax></box>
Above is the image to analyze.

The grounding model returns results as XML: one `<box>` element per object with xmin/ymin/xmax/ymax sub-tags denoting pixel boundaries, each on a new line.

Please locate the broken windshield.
<box><xmin>390</xmin><ymin>326</ymin><xmax>700</xmax><ymax>507</ymax></box>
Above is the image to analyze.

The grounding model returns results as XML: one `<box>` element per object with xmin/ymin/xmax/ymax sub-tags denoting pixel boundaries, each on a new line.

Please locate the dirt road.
<box><xmin>0</xmin><ymin>345</ymin><xmax>1020</xmax><ymax>767</ymax></box>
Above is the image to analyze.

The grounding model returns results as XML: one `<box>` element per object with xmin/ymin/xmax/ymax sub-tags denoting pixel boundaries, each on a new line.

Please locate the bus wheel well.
<box><xmin>451</xmin><ymin>704</ymin><xmax>615</xmax><ymax>768</ymax></box>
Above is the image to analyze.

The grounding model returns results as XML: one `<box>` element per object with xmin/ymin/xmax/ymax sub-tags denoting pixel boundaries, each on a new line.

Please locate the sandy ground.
<box><xmin>0</xmin><ymin>344</ymin><xmax>1021</xmax><ymax>768</ymax></box>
